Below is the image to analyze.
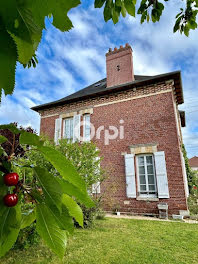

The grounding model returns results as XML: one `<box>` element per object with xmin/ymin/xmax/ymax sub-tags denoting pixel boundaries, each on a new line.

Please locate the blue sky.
<box><xmin>0</xmin><ymin>0</ymin><xmax>198</xmax><ymax>157</ymax></box>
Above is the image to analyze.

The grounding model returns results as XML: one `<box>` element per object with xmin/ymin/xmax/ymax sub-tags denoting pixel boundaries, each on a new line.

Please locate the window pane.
<box><xmin>65</xmin><ymin>119</ymin><xmax>70</xmax><ymax>138</ymax></box>
<box><xmin>84</xmin><ymin>115</ymin><xmax>90</xmax><ymax>139</ymax></box>
<box><xmin>70</xmin><ymin>119</ymin><xmax>73</xmax><ymax>139</ymax></box>
<box><xmin>148</xmin><ymin>174</ymin><xmax>155</xmax><ymax>184</ymax></box>
<box><xmin>138</xmin><ymin>157</ymin><xmax>144</xmax><ymax>166</ymax></box>
<box><xmin>149</xmin><ymin>185</ymin><xmax>155</xmax><ymax>191</ymax></box>
<box><xmin>140</xmin><ymin>175</ymin><xmax>146</xmax><ymax>184</ymax></box>
<box><xmin>147</xmin><ymin>165</ymin><xmax>154</xmax><ymax>174</ymax></box>
<box><xmin>146</xmin><ymin>156</ymin><xmax>153</xmax><ymax>165</ymax></box>
<box><xmin>139</xmin><ymin>166</ymin><xmax>145</xmax><ymax>175</ymax></box>
<box><xmin>140</xmin><ymin>185</ymin><xmax>146</xmax><ymax>191</ymax></box>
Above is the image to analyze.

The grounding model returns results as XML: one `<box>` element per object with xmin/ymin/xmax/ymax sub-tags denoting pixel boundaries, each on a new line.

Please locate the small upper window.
<box><xmin>64</xmin><ymin>117</ymin><xmax>73</xmax><ymax>140</ymax></box>
<box><xmin>137</xmin><ymin>155</ymin><xmax>157</xmax><ymax>197</ymax></box>
<box><xmin>83</xmin><ymin>114</ymin><xmax>90</xmax><ymax>141</ymax></box>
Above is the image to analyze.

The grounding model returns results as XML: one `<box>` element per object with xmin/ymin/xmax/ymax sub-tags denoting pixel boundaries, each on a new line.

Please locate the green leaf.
<box><xmin>57</xmin><ymin>178</ymin><xmax>95</xmax><ymax>208</ymax></box>
<box><xmin>0</xmin><ymin>174</ymin><xmax>8</xmax><ymax>207</ymax></box>
<box><xmin>184</xmin><ymin>24</ymin><xmax>190</xmax><ymax>37</ymax></box>
<box><xmin>141</xmin><ymin>11</ymin><xmax>147</xmax><ymax>23</ymax></box>
<box><xmin>62</xmin><ymin>194</ymin><xmax>83</xmax><ymax>227</ymax></box>
<box><xmin>95</xmin><ymin>0</ymin><xmax>106</xmax><ymax>8</ymax></box>
<box><xmin>38</xmin><ymin>146</ymin><xmax>87</xmax><ymax>194</ymax></box>
<box><xmin>173</xmin><ymin>17</ymin><xmax>181</xmax><ymax>33</ymax></box>
<box><xmin>121</xmin><ymin>1</ymin><xmax>127</xmax><ymax>17</ymax></box>
<box><xmin>0</xmin><ymin>29</ymin><xmax>17</xmax><ymax>99</ymax></box>
<box><xmin>30</xmin><ymin>0</ymin><xmax>80</xmax><ymax>32</ymax></box>
<box><xmin>21</xmin><ymin>209</ymin><xmax>36</xmax><ymax>229</ymax></box>
<box><xmin>115</xmin><ymin>0</ymin><xmax>122</xmax><ymax>7</ymax></box>
<box><xmin>112</xmin><ymin>7</ymin><xmax>119</xmax><ymax>24</ymax></box>
<box><xmin>0</xmin><ymin>135</ymin><xmax>7</xmax><ymax>144</ymax></box>
<box><xmin>36</xmin><ymin>203</ymin><xmax>67</xmax><ymax>259</ymax></box>
<box><xmin>0</xmin><ymin>1</ymin><xmax>41</xmax><ymax>64</ymax></box>
<box><xmin>124</xmin><ymin>0</ymin><xmax>135</xmax><ymax>16</ymax></box>
<box><xmin>33</xmin><ymin>166</ymin><xmax>63</xmax><ymax>212</ymax></box>
<box><xmin>0</xmin><ymin>148</ymin><xmax>4</xmax><ymax>155</ymax></box>
<box><xmin>0</xmin><ymin>205</ymin><xmax>21</xmax><ymax>257</ymax></box>
<box><xmin>0</xmin><ymin>0</ymin><xmax>80</xmax><ymax>98</ymax></box>
<box><xmin>48</xmin><ymin>204</ymin><xmax>74</xmax><ymax>234</ymax></box>
<box><xmin>104</xmin><ymin>0</ymin><xmax>113</xmax><ymax>22</ymax></box>
<box><xmin>20</xmin><ymin>131</ymin><xmax>43</xmax><ymax>147</ymax></box>
<box><xmin>188</xmin><ymin>20</ymin><xmax>197</xmax><ymax>30</ymax></box>
<box><xmin>0</xmin><ymin>124</ymin><xmax>20</xmax><ymax>134</ymax></box>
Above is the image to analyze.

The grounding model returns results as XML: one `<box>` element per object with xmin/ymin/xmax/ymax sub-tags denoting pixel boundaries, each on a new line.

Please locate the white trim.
<box><xmin>94</xmin><ymin>89</ymin><xmax>172</xmax><ymax>108</ymax></box>
<box><xmin>42</xmin><ymin>113</ymin><xmax>59</xmax><ymax>119</ymax></box>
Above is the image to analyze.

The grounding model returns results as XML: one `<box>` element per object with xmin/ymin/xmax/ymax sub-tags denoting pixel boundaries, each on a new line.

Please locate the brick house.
<box><xmin>189</xmin><ymin>156</ymin><xmax>198</xmax><ymax>171</ymax></box>
<box><xmin>32</xmin><ymin>44</ymin><xmax>189</xmax><ymax>216</ymax></box>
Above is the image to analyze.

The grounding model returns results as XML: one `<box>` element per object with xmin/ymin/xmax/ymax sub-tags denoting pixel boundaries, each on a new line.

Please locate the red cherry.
<box><xmin>3</xmin><ymin>194</ymin><xmax>18</xmax><ymax>207</ymax></box>
<box><xmin>4</xmin><ymin>172</ymin><xmax>19</xmax><ymax>186</ymax></box>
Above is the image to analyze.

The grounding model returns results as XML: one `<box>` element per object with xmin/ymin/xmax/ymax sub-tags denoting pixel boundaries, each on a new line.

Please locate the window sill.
<box><xmin>136</xmin><ymin>197</ymin><xmax>159</xmax><ymax>202</ymax></box>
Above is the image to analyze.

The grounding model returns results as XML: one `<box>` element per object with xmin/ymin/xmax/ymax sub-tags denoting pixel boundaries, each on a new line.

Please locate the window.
<box><xmin>64</xmin><ymin>117</ymin><xmax>73</xmax><ymax>140</ymax></box>
<box><xmin>137</xmin><ymin>155</ymin><xmax>157</xmax><ymax>197</ymax></box>
<box><xmin>83</xmin><ymin>114</ymin><xmax>90</xmax><ymax>141</ymax></box>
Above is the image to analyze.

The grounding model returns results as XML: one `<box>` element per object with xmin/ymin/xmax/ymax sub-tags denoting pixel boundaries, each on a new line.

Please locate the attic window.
<box><xmin>94</xmin><ymin>83</ymin><xmax>101</xmax><ymax>87</ymax></box>
<box><xmin>94</xmin><ymin>81</ymin><xmax>105</xmax><ymax>87</ymax></box>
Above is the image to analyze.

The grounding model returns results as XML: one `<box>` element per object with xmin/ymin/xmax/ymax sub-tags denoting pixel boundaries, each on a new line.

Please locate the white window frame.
<box><xmin>63</xmin><ymin>117</ymin><xmax>73</xmax><ymax>141</ymax></box>
<box><xmin>136</xmin><ymin>154</ymin><xmax>157</xmax><ymax>198</ymax></box>
<box><xmin>83</xmin><ymin>114</ymin><xmax>91</xmax><ymax>142</ymax></box>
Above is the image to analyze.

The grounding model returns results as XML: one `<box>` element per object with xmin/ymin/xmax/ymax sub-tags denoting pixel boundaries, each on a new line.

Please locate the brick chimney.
<box><xmin>106</xmin><ymin>43</ymin><xmax>134</xmax><ymax>88</ymax></box>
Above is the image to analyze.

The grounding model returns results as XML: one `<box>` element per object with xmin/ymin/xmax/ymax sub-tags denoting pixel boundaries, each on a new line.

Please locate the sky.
<box><xmin>0</xmin><ymin>0</ymin><xmax>198</xmax><ymax>158</ymax></box>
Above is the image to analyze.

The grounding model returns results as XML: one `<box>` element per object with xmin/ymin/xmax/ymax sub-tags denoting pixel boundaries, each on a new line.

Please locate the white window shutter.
<box><xmin>92</xmin><ymin>182</ymin><xmax>101</xmax><ymax>194</ymax></box>
<box><xmin>92</xmin><ymin>156</ymin><xmax>100</xmax><ymax>194</ymax></box>
<box><xmin>124</xmin><ymin>154</ymin><xmax>136</xmax><ymax>198</ymax></box>
<box><xmin>54</xmin><ymin>118</ymin><xmax>62</xmax><ymax>144</ymax></box>
<box><xmin>154</xmin><ymin>151</ymin><xmax>169</xmax><ymax>198</ymax></box>
<box><xmin>181</xmin><ymin>153</ymin><xmax>189</xmax><ymax>197</ymax></box>
<box><xmin>73</xmin><ymin>115</ymin><xmax>81</xmax><ymax>142</ymax></box>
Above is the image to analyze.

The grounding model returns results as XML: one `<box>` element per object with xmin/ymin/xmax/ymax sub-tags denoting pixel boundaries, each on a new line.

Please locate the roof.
<box><xmin>189</xmin><ymin>156</ymin><xmax>198</xmax><ymax>167</ymax></box>
<box><xmin>32</xmin><ymin>71</ymin><xmax>184</xmax><ymax>111</ymax></box>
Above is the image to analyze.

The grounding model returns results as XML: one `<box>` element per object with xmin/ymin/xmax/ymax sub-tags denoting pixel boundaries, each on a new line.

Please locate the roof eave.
<box><xmin>32</xmin><ymin>71</ymin><xmax>184</xmax><ymax>112</ymax></box>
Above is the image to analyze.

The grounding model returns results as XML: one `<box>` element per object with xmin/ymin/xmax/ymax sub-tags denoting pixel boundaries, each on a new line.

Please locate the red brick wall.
<box><xmin>40</xmin><ymin>114</ymin><xmax>59</xmax><ymax>139</ymax></box>
<box><xmin>92</xmin><ymin>91</ymin><xmax>187</xmax><ymax>215</ymax></box>
<box><xmin>39</xmin><ymin>82</ymin><xmax>188</xmax><ymax>215</ymax></box>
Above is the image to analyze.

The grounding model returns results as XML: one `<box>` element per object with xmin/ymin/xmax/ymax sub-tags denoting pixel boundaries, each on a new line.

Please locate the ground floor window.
<box><xmin>64</xmin><ymin>117</ymin><xmax>73</xmax><ymax>140</ymax></box>
<box><xmin>136</xmin><ymin>155</ymin><xmax>157</xmax><ymax>196</ymax></box>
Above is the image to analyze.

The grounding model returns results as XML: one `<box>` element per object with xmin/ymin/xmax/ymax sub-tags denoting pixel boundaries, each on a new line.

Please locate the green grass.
<box><xmin>2</xmin><ymin>218</ymin><xmax>198</xmax><ymax>264</ymax></box>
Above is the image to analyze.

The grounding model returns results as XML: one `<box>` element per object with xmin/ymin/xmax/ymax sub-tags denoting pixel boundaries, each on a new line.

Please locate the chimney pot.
<box><xmin>114</xmin><ymin>47</ymin><xmax>118</xmax><ymax>51</ymax></box>
<box><xmin>125</xmin><ymin>43</ymin><xmax>129</xmax><ymax>47</ymax></box>
<box><xmin>109</xmin><ymin>48</ymin><xmax>112</xmax><ymax>52</ymax></box>
<box><xmin>120</xmin><ymin>45</ymin><xmax>123</xmax><ymax>49</ymax></box>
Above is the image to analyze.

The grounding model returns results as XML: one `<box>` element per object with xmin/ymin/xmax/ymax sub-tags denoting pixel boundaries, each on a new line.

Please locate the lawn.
<box><xmin>1</xmin><ymin>217</ymin><xmax>198</xmax><ymax>264</ymax></box>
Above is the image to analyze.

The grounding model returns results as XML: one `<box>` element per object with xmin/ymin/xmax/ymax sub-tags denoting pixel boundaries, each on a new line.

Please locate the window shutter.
<box><xmin>154</xmin><ymin>151</ymin><xmax>169</xmax><ymax>198</ymax></box>
<box><xmin>124</xmin><ymin>154</ymin><xmax>136</xmax><ymax>198</ymax></box>
<box><xmin>92</xmin><ymin>182</ymin><xmax>100</xmax><ymax>194</ymax></box>
<box><xmin>181</xmin><ymin>152</ymin><xmax>189</xmax><ymax>197</ymax></box>
<box><xmin>54</xmin><ymin>118</ymin><xmax>62</xmax><ymax>144</ymax></box>
<box><xmin>73</xmin><ymin>115</ymin><xmax>81</xmax><ymax>142</ymax></box>
<box><xmin>92</xmin><ymin>156</ymin><xmax>100</xmax><ymax>194</ymax></box>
